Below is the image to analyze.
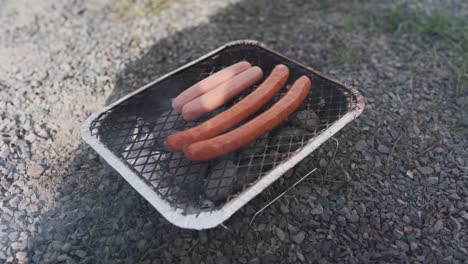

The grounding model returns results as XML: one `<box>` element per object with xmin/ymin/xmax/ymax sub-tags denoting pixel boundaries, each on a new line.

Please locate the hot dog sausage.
<box><xmin>184</xmin><ymin>75</ymin><xmax>311</xmax><ymax>161</ymax></box>
<box><xmin>172</xmin><ymin>61</ymin><xmax>251</xmax><ymax>113</ymax></box>
<box><xmin>181</xmin><ymin>66</ymin><xmax>263</xmax><ymax>121</ymax></box>
<box><xmin>165</xmin><ymin>65</ymin><xmax>290</xmax><ymax>152</ymax></box>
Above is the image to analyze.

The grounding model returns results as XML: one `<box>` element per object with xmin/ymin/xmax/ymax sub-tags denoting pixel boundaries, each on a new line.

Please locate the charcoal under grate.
<box><xmin>81</xmin><ymin>40</ymin><xmax>365</xmax><ymax>229</ymax></box>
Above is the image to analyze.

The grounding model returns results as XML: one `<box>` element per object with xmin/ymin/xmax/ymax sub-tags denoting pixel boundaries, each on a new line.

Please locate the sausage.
<box><xmin>184</xmin><ymin>75</ymin><xmax>312</xmax><ymax>161</ymax></box>
<box><xmin>181</xmin><ymin>66</ymin><xmax>263</xmax><ymax>121</ymax></box>
<box><xmin>164</xmin><ymin>65</ymin><xmax>290</xmax><ymax>152</ymax></box>
<box><xmin>172</xmin><ymin>61</ymin><xmax>251</xmax><ymax>113</ymax></box>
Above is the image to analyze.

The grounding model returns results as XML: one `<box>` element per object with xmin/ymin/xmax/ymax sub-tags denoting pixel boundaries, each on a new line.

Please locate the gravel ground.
<box><xmin>1</xmin><ymin>0</ymin><xmax>467</xmax><ymax>263</ymax></box>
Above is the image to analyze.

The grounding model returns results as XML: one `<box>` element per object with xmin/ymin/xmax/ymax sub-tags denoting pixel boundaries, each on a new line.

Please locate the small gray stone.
<box><xmin>15</xmin><ymin>251</ymin><xmax>28</xmax><ymax>262</ymax></box>
<box><xmin>410</xmin><ymin>242</ymin><xmax>418</xmax><ymax>251</ymax></box>
<box><xmin>460</xmin><ymin>211</ymin><xmax>468</xmax><ymax>221</ymax></box>
<box><xmin>73</xmin><ymin>250</ymin><xmax>87</xmax><ymax>258</ymax></box>
<box><xmin>402</xmin><ymin>215</ymin><xmax>411</xmax><ymax>224</ymax></box>
<box><xmin>417</xmin><ymin>166</ymin><xmax>434</xmax><ymax>175</ymax></box>
<box><xmin>433</xmin><ymin>220</ymin><xmax>444</xmax><ymax>231</ymax></box>
<box><xmin>348</xmin><ymin>210</ymin><xmax>359</xmax><ymax>223</ymax></box>
<box><xmin>354</xmin><ymin>140</ymin><xmax>367</xmax><ymax>151</ymax></box>
<box><xmin>342</xmin><ymin>208</ymin><xmax>359</xmax><ymax>222</ymax></box>
<box><xmin>311</xmin><ymin>204</ymin><xmax>324</xmax><ymax>215</ymax></box>
<box><xmin>8</xmin><ymin>231</ymin><xmax>19</xmax><ymax>241</ymax></box>
<box><xmin>62</xmin><ymin>242</ymin><xmax>72</xmax><ymax>252</ymax></box>
<box><xmin>292</xmin><ymin>231</ymin><xmax>306</xmax><ymax>244</ymax></box>
<box><xmin>337</xmin><ymin>216</ymin><xmax>346</xmax><ymax>226</ymax></box>
<box><xmin>427</xmin><ymin>177</ymin><xmax>439</xmax><ymax>184</ymax></box>
<box><xmin>51</xmin><ymin>240</ymin><xmax>64</xmax><ymax>251</ymax></box>
<box><xmin>296</xmin><ymin>251</ymin><xmax>305</xmax><ymax>262</ymax></box>
<box><xmin>57</xmin><ymin>254</ymin><xmax>68</xmax><ymax>261</ymax></box>
<box><xmin>377</xmin><ymin>144</ymin><xmax>390</xmax><ymax>154</ymax></box>
<box><xmin>0</xmin><ymin>179</ymin><xmax>12</xmax><ymax>189</ymax></box>
<box><xmin>449</xmin><ymin>193</ymin><xmax>461</xmax><ymax>200</ymax></box>
<box><xmin>319</xmin><ymin>159</ymin><xmax>328</xmax><ymax>167</ymax></box>
<box><xmin>27</xmin><ymin>164</ymin><xmax>45</xmax><ymax>178</ymax></box>
<box><xmin>8</xmin><ymin>196</ymin><xmax>20</xmax><ymax>207</ymax></box>
<box><xmin>249</xmin><ymin>257</ymin><xmax>260</xmax><ymax>264</ymax></box>
<box><xmin>11</xmin><ymin>241</ymin><xmax>27</xmax><ymax>251</ymax></box>
<box><xmin>276</xmin><ymin>228</ymin><xmax>287</xmax><ymax>241</ymax></box>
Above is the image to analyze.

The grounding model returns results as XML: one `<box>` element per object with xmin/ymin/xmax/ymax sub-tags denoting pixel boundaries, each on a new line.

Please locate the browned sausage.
<box><xmin>164</xmin><ymin>64</ymin><xmax>290</xmax><ymax>152</ymax></box>
<box><xmin>184</xmin><ymin>75</ymin><xmax>312</xmax><ymax>161</ymax></box>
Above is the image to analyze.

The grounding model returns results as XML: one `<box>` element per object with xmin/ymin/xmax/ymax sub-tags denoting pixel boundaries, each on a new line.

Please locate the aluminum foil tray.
<box><xmin>81</xmin><ymin>40</ymin><xmax>365</xmax><ymax>229</ymax></box>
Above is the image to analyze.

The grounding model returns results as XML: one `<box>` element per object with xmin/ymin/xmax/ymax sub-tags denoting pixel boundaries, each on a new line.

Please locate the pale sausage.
<box><xmin>172</xmin><ymin>61</ymin><xmax>251</xmax><ymax>113</ymax></box>
<box><xmin>181</xmin><ymin>66</ymin><xmax>263</xmax><ymax>121</ymax></box>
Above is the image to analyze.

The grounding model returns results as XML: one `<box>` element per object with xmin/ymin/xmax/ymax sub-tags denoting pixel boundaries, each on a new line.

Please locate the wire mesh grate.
<box><xmin>89</xmin><ymin>44</ymin><xmax>358</xmax><ymax>214</ymax></box>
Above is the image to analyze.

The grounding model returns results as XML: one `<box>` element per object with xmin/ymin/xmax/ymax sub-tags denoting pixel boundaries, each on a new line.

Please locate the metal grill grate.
<box><xmin>82</xmin><ymin>41</ymin><xmax>364</xmax><ymax>229</ymax></box>
<box><xmin>89</xmin><ymin>44</ymin><xmax>356</xmax><ymax>214</ymax></box>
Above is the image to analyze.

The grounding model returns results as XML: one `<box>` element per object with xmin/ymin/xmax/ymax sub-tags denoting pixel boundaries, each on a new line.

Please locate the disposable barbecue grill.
<box><xmin>81</xmin><ymin>40</ymin><xmax>365</xmax><ymax>229</ymax></box>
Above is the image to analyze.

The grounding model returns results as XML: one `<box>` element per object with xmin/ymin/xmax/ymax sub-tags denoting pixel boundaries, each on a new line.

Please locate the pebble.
<box><xmin>311</xmin><ymin>204</ymin><xmax>324</xmax><ymax>215</ymax></box>
<box><xmin>418</xmin><ymin>166</ymin><xmax>434</xmax><ymax>175</ymax></box>
<box><xmin>73</xmin><ymin>250</ymin><xmax>87</xmax><ymax>258</ymax></box>
<box><xmin>434</xmin><ymin>220</ymin><xmax>444</xmax><ymax>231</ymax></box>
<box><xmin>296</xmin><ymin>251</ymin><xmax>305</xmax><ymax>262</ymax></box>
<box><xmin>449</xmin><ymin>193</ymin><xmax>460</xmax><ymax>200</ymax></box>
<box><xmin>8</xmin><ymin>232</ymin><xmax>19</xmax><ymax>242</ymax></box>
<box><xmin>57</xmin><ymin>254</ymin><xmax>68</xmax><ymax>261</ymax></box>
<box><xmin>337</xmin><ymin>216</ymin><xmax>346</xmax><ymax>226</ymax></box>
<box><xmin>249</xmin><ymin>257</ymin><xmax>260</xmax><ymax>264</ymax></box>
<box><xmin>342</xmin><ymin>208</ymin><xmax>359</xmax><ymax>223</ymax></box>
<box><xmin>11</xmin><ymin>240</ymin><xmax>27</xmax><ymax>251</ymax></box>
<box><xmin>62</xmin><ymin>242</ymin><xmax>72</xmax><ymax>252</ymax></box>
<box><xmin>276</xmin><ymin>228</ymin><xmax>287</xmax><ymax>241</ymax></box>
<box><xmin>319</xmin><ymin>159</ymin><xmax>328</xmax><ymax>167</ymax></box>
<box><xmin>406</xmin><ymin>170</ymin><xmax>414</xmax><ymax>179</ymax></box>
<box><xmin>8</xmin><ymin>196</ymin><xmax>21</xmax><ymax>207</ymax></box>
<box><xmin>27</xmin><ymin>164</ymin><xmax>45</xmax><ymax>178</ymax></box>
<box><xmin>428</xmin><ymin>177</ymin><xmax>439</xmax><ymax>184</ymax></box>
<box><xmin>402</xmin><ymin>215</ymin><xmax>411</xmax><ymax>224</ymax></box>
<box><xmin>15</xmin><ymin>251</ymin><xmax>28</xmax><ymax>262</ymax></box>
<box><xmin>354</xmin><ymin>140</ymin><xmax>367</xmax><ymax>151</ymax></box>
<box><xmin>377</xmin><ymin>144</ymin><xmax>390</xmax><ymax>154</ymax></box>
<box><xmin>292</xmin><ymin>231</ymin><xmax>306</xmax><ymax>244</ymax></box>
<box><xmin>460</xmin><ymin>211</ymin><xmax>468</xmax><ymax>221</ymax></box>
